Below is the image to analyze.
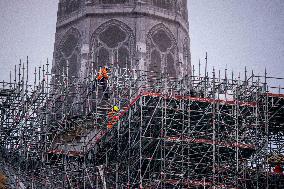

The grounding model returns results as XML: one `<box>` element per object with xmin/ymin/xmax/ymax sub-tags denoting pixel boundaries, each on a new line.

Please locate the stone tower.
<box><xmin>52</xmin><ymin>0</ymin><xmax>191</xmax><ymax>79</ymax></box>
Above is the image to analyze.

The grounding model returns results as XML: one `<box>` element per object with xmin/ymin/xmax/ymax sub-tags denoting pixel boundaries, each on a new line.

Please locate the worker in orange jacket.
<box><xmin>107</xmin><ymin>106</ymin><xmax>119</xmax><ymax>129</ymax></box>
<box><xmin>97</xmin><ymin>66</ymin><xmax>109</xmax><ymax>81</ymax></box>
<box><xmin>97</xmin><ymin>66</ymin><xmax>110</xmax><ymax>98</ymax></box>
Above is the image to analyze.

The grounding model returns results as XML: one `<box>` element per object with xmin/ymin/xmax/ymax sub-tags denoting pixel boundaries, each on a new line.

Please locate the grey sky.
<box><xmin>0</xmin><ymin>0</ymin><xmax>58</xmax><ymax>82</ymax></box>
<box><xmin>0</xmin><ymin>0</ymin><xmax>283</xmax><ymax>86</ymax></box>
<box><xmin>189</xmin><ymin>0</ymin><xmax>284</xmax><ymax>83</ymax></box>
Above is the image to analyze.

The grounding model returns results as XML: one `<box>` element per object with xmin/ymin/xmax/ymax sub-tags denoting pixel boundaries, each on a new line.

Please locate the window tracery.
<box><xmin>91</xmin><ymin>19</ymin><xmax>135</xmax><ymax>70</ymax></box>
<box><xmin>53</xmin><ymin>27</ymin><xmax>81</xmax><ymax>106</ymax></box>
<box><xmin>147</xmin><ymin>23</ymin><xmax>177</xmax><ymax>78</ymax></box>
<box><xmin>55</xmin><ymin>27</ymin><xmax>81</xmax><ymax>80</ymax></box>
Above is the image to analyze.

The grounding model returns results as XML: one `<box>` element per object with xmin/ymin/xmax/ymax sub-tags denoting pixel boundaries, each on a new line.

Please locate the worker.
<box><xmin>107</xmin><ymin>106</ymin><xmax>120</xmax><ymax>129</ymax></box>
<box><xmin>97</xmin><ymin>66</ymin><xmax>109</xmax><ymax>81</ymax></box>
<box><xmin>97</xmin><ymin>66</ymin><xmax>110</xmax><ymax>98</ymax></box>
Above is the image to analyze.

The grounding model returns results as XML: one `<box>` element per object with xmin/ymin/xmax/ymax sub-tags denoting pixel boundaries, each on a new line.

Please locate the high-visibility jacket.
<box><xmin>107</xmin><ymin>110</ymin><xmax>119</xmax><ymax>129</ymax></box>
<box><xmin>97</xmin><ymin>67</ymin><xmax>109</xmax><ymax>81</ymax></box>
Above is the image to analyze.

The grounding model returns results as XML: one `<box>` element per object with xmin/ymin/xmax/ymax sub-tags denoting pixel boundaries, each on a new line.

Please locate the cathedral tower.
<box><xmin>52</xmin><ymin>0</ymin><xmax>191</xmax><ymax>79</ymax></box>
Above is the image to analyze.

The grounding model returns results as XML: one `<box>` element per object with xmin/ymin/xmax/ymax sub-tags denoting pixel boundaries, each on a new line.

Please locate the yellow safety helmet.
<box><xmin>113</xmin><ymin>106</ymin><xmax>119</xmax><ymax>112</ymax></box>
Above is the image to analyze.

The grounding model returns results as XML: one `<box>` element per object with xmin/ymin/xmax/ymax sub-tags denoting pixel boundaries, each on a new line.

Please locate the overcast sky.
<box><xmin>0</xmin><ymin>0</ymin><xmax>283</xmax><ymax>87</ymax></box>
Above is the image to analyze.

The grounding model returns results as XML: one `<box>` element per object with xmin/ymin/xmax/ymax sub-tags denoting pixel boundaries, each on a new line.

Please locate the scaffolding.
<box><xmin>0</xmin><ymin>58</ymin><xmax>284</xmax><ymax>189</ymax></box>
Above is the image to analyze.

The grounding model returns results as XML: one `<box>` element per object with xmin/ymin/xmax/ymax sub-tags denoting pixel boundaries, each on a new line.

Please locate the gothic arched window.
<box><xmin>147</xmin><ymin>24</ymin><xmax>177</xmax><ymax>78</ymax></box>
<box><xmin>53</xmin><ymin>27</ymin><xmax>81</xmax><ymax>106</ymax></box>
<box><xmin>55</xmin><ymin>28</ymin><xmax>81</xmax><ymax>81</ymax></box>
<box><xmin>91</xmin><ymin>19</ymin><xmax>134</xmax><ymax>70</ymax></box>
